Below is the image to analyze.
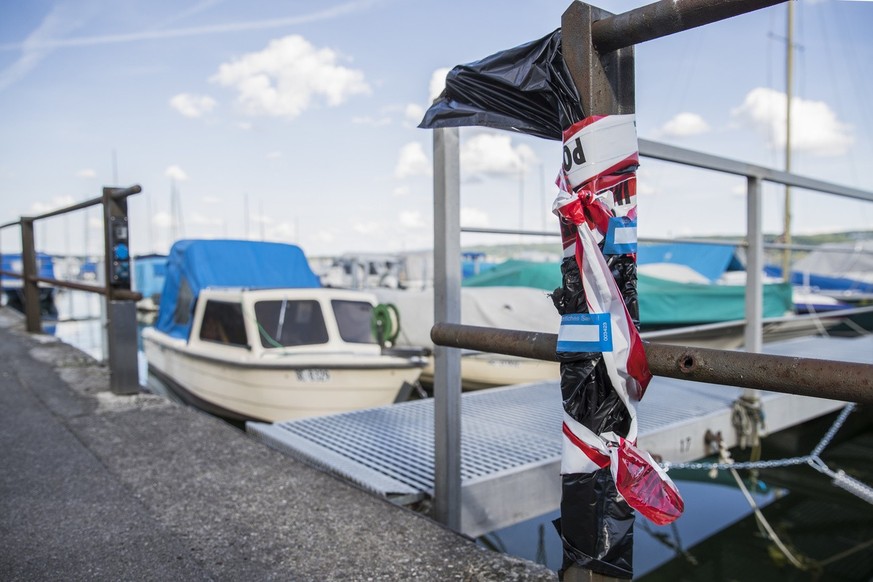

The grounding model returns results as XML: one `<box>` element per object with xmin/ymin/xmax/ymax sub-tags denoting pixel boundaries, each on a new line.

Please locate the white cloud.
<box><xmin>165</xmin><ymin>165</ymin><xmax>189</xmax><ymax>181</ymax></box>
<box><xmin>731</xmin><ymin>87</ymin><xmax>853</xmax><ymax>156</ymax></box>
<box><xmin>460</xmin><ymin>133</ymin><xmax>538</xmax><ymax>177</ymax></box>
<box><xmin>393</xmin><ymin>133</ymin><xmax>537</xmax><ymax>182</ymax></box>
<box><xmin>76</xmin><ymin>168</ymin><xmax>97</xmax><ymax>179</ymax></box>
<box><xmin>313</xmin><ymin>230</ymin><xmax>336</xmax><ymax>244</ymax></box>
<box><xmin>730</xmin><ymin>183</ymin><xmax>747</xmax><ymax>197</ymax></box>
<box><xmin>393</xmin><ymin>185</ymin><xmax>411</xmax><ymax>197</ymax></box>
<box><xmin>251</xmin><ymin>212</ymin><xmax>274</xmax><ymax>225</ymax></box>
<box><xmin>429</xmin><ymin>68</ymin><xmax>450</xmax><ymax>103</ymax></box>
<box><xmin>461</xmin><ymin>207</ymin><xmax>490</xmax><ymax>227</ymax></box>
<box><xmin>211</xmin><ymin>35</ymin><xmax>370</xmax><ymax>120</ymax></box>
<box><xmin>266</xmin><ymin>151</ymin><xmax>282</xmax><ymax>159</ymax></box>
<box><xmin>31</xmin><ymin>195</ymin><xmax>75</xmax><ymax>213</ymax></box>
<box><xmin>352</xmin><ymin>221</ymin><xmax>382</xmax><ymax>236</ymax></box>
<box><xmin>398</xmin><ymin>210</ymin><xmax>426</xmax><ymax>229</ymax></box>
<box><xmin>152</xmin><ymin>211</ymin><xmax>173</xmax><ymax>228</ymax></box>
<box><xmin>201</xmin><ymin>195</ymin><xmax>221</xmax><ymax>204</ymax></box>
<box><xmin>636</xmin><ymin>181</ymin><xmax>657</xmax><ymax>197</ymax></box>
<box><xmin>266</xmin><ymin>222</ymin><xmax>295</xmax><ymax>241</ymax></box>
<box><xmin>394</xmin><ymin>142</ymin><xmax>431</xmax><ymax>179</ymax></box>
<box><xmin>405</xmin><ymin>103</ymin><xmax>425</xmax><ymax>125</ymax></box>
<box><xmin>659</xmin><ymin>112</ymin><xmax>710</xmax><ymax>137</ymax></box>
<box><xmin>189</xmin><ymin>212</ymin><xmax>224</xmax><ymax>227</ymax></box>
<box><xmin>169</xmin><ymin>93</ymin><xmax>217</xmax><ymax>118</ymax></box>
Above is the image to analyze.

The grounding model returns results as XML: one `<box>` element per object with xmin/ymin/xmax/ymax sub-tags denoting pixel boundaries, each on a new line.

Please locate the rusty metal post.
<box><xmin>589</xmin><ymin>0</ymin><xmax>784</xmax><ymax>53</ymax></box>
<box><xmin>20</xmin><ymin>217</ymin><xmax>41</xmax><ymax>333</ymax></box>
<box><xmin>563</xmin><ymin>2</ymin><xmax>635</xmax><ymax>116</ymax></box>
<box><xmin>102</xmin><ymin>187</ymin><xmax>139</xmax><ymax>395</ymax></box>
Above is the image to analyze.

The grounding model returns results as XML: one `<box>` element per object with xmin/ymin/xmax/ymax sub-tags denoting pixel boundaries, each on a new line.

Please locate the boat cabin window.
<box><xmin>254</xmin><ymin>300</ymin><xmax>329</xmax><ymax>348</ymax></box>
<box><xmin>199</xmin><ymin>300</ymin><xmax>248</xmax><ymax>347</ymax></box>
<box><xmin>332</xmin><ymin>300</ymin><xmax>377</xmax><ymax>344</ymax></box>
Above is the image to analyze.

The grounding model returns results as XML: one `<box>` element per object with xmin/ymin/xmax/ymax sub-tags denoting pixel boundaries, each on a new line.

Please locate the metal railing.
<box><xmin>428</xmin><ymin>0</ymin><xmax>873</xmax><ymax>534</ymax></box>
<box><xmin>431</xmin><ymin>323</ymin><xmax>873</xmax><ymax>405</ymax></box>
<box><xmin>0</xmin><ymin>185</ymin><xmax>143</xmax><ymax>394</ymax></box>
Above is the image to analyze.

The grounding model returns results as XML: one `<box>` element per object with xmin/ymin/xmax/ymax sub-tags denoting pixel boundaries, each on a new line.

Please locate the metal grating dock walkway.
<box><xmin>247</xmin><ymin>334</ymin><xmax>872</xmax><ymax>537</ymax></box>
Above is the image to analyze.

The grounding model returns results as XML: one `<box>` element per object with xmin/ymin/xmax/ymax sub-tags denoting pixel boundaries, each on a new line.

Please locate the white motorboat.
<box><xmin>142</xmin><ymin>240</ymin><xmax>426</xmax><ymax>423</ymax></box>
<box><xmin>372</xmin><ymin>286</ymin><xmax>562</xmax><ymax>390</ymax></box>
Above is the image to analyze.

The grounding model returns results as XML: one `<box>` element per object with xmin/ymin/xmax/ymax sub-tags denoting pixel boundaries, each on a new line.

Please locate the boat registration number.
<box><xmin>488</xmin><ymin>359</ymin><xmax>520</xmax><ymax>368</ymax></box>
<box><xmin>296</xmin><ymin>369</ymin><xmax>331</xmax><ymax>382</ymax></box>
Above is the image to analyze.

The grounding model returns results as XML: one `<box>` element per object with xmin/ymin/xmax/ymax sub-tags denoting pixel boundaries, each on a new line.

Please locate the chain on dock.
<box><xmin>663</xmin><ymin>403</ymin><xmax>873</xmax><ymax>504</ymax></box>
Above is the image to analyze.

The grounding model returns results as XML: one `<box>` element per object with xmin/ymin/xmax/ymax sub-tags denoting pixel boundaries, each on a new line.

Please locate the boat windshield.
<box><xmin>332</xmin><ymin>299</ymin><xmax>377</xmax><ymax>344</ymax></box>
<box><xmin>199</xmin><ymin>300</ymin><xmax>248</xmax><ymax>347</ymax></box>
<box><xmin>254</xmin><ymin>300</ymin><xmax>329</xmax><ymax>348</ymax></box>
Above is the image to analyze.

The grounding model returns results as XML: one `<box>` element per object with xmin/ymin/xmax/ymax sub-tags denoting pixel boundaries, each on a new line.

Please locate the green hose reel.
<box><xmin>371</xmin><ymin>303</ymin><xmax>401</xmax><ymax>347</ymax></box>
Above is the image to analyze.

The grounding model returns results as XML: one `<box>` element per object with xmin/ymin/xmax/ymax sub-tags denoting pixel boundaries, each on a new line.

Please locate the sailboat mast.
<box><xmin>781</xmin><ymin>1</ymin><xmax>794</xmax><ymax>281</ymax></box>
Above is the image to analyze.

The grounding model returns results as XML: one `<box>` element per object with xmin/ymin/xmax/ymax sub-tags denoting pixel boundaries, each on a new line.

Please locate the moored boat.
<box><xmin>142</xmin><ymin>239</ymin><xmax>427</xmax><ymax>423</ymax></box>
<box><xmin>373</xmin><ymin>285</ymin><xmax>562</xmax><ymax>390</ymax></box>
<box><xmin>1</xmin><ymin>252</ymin><xmax>59</xmax><ymax>318</ymax></box>
<box><xmin>132</xmin><ymin>253</ymin><xmax>167</xmax><ymax>314</ymax></box>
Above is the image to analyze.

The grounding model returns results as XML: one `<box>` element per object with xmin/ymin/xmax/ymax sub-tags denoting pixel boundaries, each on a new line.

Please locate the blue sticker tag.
<box><xmin>557</xmin><ymin>313</ymin><xmax>613</xmax><ymax>352</ymax></box>
<box><xmin>603</xmin><ymin>216</ymin><xmax>637</xmax><ymax>255</ymax></box>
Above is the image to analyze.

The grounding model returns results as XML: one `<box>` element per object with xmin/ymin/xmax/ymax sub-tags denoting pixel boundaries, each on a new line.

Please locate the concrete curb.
<box><xmin>0</xmin><ymin>307</ymin><xmax>557</xmax><ymax>581</ymax></box>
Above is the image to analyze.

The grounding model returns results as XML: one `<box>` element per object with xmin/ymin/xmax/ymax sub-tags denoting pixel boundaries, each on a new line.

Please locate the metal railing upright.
<box><xmin>0</xmin><ymin>185</ymin><xmax>143</xmax><ymax>394</ymax></box>
<box><xmin>428</xmin><ymin>0</ymin><xmax>873</xmax><ymax>541</ymax></box>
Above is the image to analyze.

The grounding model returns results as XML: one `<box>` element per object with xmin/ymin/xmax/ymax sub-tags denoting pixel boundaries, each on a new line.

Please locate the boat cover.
<box><xmin>636</xmin><ymin>243</ymin><xmax>744</xmax><ymax>282</ymax></box>
<box><xmin>461</xmin><ymin>259</ymin><xmax>794</xmax><ymax>326</ymax></box>
<box><xmin>1</xmin><ymin>252</ymin><xmax>55</xmax><ymax>288</ymax></box>
<box><xmin>372</xmin><ymin>286</ymin><xmax>561</xmax><ymax>349</ymax></box>
<box><xmin>155</xmin><ymin>239</ymin><xmax>320</xmax><ymax>339</ymax></box>
<box><xmin>767</xmin><ymin>241</ymin><xmax>873</xmax><ymax>295</ymax></box>
<box><xmin>133</xmin><ymin>254</ymin><xmax>168</xmax><ymax>299</ymax></box>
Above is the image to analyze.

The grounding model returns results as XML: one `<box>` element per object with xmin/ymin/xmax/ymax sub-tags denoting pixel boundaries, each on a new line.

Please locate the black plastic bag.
<box><xmin>419</xmin><ymin>29</ymin><xmax>583</xmax><ymax>140</ymax></box>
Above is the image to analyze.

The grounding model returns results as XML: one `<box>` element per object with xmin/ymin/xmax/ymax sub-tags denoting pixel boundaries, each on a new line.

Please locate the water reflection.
<box><xmin>479</xmin><ymin>408</ymin><xmax>873</xmax><ymax>581</ymax></box>
<box><xmin>46</xmin><ymin>289</ymin><xmax>152</xmax><ymax>385</ymax></box>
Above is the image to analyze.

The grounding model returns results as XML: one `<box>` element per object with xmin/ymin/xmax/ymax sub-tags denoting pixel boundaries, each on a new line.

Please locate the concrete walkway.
<box><xmin>0</xmin><ymin>308</ymin><xmax>556</xmax><ymax>581</ymax></box>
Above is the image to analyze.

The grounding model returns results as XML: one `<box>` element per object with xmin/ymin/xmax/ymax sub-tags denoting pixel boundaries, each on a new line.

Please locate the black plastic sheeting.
<box><xmin>419</xmin><ymin>29</ymin><xmax>582</xmax><ymax>141</ymax></box>
<box><xmin>550</xmin><ymin>234</ymin><xmax>639</xmax><ymax>580</ymax></box>
<box><xmin>420</xmin><ymin>29</ymin><xmax>640</xmax><ymax>579</ymax></box>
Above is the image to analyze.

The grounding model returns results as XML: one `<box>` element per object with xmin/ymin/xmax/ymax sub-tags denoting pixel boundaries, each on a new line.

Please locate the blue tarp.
<box><xmin>765</xmin><ymin>265</ymin><xmax>873</xmax><ymax>295</ymax></box>
<box><xmin>1</xmin><ymin>253</ymin><xmax>55</xmax><ymax>287</ymax></box>
<box><xmin>636</xmin><ymin>243</ymin><xmax>743</xmax><ymax>282</ymax></box>
<box><xmin>462</xmin><ymin>259</ymin><xmax>794</xmax><ymax>325</ymax></box>
<box><xmin>155</xmin><ymin>239</ymin><xmax>321</xmax><ymax>339</ymax></box>
<box><xmin>133</xmin><ymin>254</ymin><xmax>168</xmax><ymax>299</ymax></box>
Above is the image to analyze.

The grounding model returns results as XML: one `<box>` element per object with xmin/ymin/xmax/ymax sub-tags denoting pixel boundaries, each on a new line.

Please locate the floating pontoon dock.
<box><xmin>248</xmin><ymin>334</ymin><xmax>871</xmax><ymax>538</ymax></box>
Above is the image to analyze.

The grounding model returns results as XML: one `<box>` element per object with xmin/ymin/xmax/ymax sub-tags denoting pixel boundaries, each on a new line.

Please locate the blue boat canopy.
<box><xmin>155</xmin><ymin>239</ymin><xmax>321</xmax><ymax>339</ymax></box>
<box><xmin>636</xmin><ymin>243</ymin><xmax>743</xmax><ymax>282</ymax></box>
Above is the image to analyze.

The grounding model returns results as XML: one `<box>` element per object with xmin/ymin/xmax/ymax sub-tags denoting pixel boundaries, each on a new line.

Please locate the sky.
<box><xmin>1</xmin><ymin>0</ymin><xmax>872</xmax><ymax>260</ymax></box>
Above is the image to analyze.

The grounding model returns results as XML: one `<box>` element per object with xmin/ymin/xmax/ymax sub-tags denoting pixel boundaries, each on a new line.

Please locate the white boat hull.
<box><xmin>420</xmin><ymin>353</ymin><xmax>561</xmax><ymax>391</ymax></box>
<box><xmin>143</xmin><ymin>330</ymin><xmax>423</xmax><ymax>423</ymax></box>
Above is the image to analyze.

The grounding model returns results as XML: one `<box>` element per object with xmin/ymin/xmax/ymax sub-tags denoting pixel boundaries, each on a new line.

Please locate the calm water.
<box><xmin>479</xmin><ymin>408</ymin><xmax>873</xmax><ymax>580</ymax></box>
<box><xmin>46</xmin><ymin>289</ymin><xmax>873</xmax><ymax>580</ymax></box>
